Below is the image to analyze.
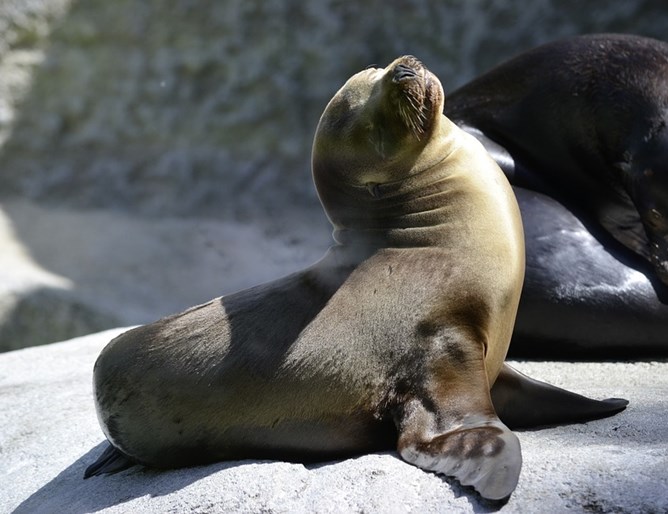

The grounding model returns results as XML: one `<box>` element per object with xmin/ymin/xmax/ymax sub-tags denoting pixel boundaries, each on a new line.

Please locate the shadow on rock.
<box><xmin>13</xmin><ymin>446</ymin><xmax>503</xmax><ymax>513</ymax></box>
<box><xmin>12</xmin><ymin>442</ymin><xmax>238</xmax><ymax>514</ymax></box>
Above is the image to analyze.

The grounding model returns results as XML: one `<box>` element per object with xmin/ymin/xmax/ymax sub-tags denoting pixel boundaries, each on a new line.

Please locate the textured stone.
<box><xmin>1</xmin><ymin>1</ymin><xmax>668</xmax><ymax>348</ymax></box>
<box><xmin>1</xmin><ymin>330</ymin><xmax>667</xmax><ymax>513</ymax></box>
<box><xmin>0</xmin><ymin>287</ymin><xmax>118</xmax><ymax>351</ymax></box>
<box><xmin>1</xmin><ymin>1</ymin><xmax>667</xmax><ymax>217</ymax></box>
<box><xmin>0</xmin><ymin>198</ymin><xmax>329</xmax><ymax>351</ymax></box>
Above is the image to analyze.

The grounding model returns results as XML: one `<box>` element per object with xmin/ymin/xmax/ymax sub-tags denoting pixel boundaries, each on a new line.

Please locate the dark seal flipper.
<box><xmin>491</xmin><ymin>364</ymin><xmax>628</xmax><ymax>429</ymax></box>
<box><xmin>84</xmin><ymin>443</ymin><xmax>136</xmax><ymax>478</ymax></box>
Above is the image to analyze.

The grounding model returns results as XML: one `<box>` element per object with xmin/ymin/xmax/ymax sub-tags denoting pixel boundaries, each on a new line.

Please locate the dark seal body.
<box><xmin>87</xmin><ymin>56</ymin><xmax>627</xmax><ymax>501</ymax></box>
<box><xmin>446</xmin><ymin>34</ymin><xmax>668</xmax><ymax>357</ymax></box>
<box><xmin>512</xmin><ymin>188</ymin><xmax>668</xmax><ymax>357</ymax></box>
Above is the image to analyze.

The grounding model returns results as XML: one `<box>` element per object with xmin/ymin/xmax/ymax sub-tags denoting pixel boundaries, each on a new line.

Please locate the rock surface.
<box><xmin>2</xmin><ymin>1</ymin><xmax>668</xmax><ymax>348</ymax></box>
<box><xmin>0</xmin><ymin>199</ymin><xmax>330</xmax><ymax>351</ymax></box>
<box><xmin>1</xmin><ymin>1</ymin><xmax>667</xmax><ymax>218</ymax></box>
<box><xmin>0</xmin><ymin>329</ymin><xmax>666</xmax><ymax>513</ymax></box>
<box><xmin>2</xmin><ymin>6</ymin><xmax>667</xmax><ymax>510</ymax></box>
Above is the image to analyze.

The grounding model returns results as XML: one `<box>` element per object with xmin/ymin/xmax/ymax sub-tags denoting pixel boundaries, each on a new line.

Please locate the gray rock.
<box><xmin>0</xmin><ymin>199</ymin><xmax>330</xmax><ymax>351</ymax></box>
<box><xmin>2</xmin><ymin>1</ymin><xmax>668</xmax><ymax>347</ymax></box>
<box><xmin>1</xmin><ymin>1</ymin><xmax>668</xmax><ymax>217</ymax></box>
<box><xmin>1</xmin><ymin>329</ymin><xmax>667</xmax><ymax>513</ymax></box>
<box><xmin>0</xmin><ymin>286</ymin><xmax>119</xmax><ymax>351</ymax></box>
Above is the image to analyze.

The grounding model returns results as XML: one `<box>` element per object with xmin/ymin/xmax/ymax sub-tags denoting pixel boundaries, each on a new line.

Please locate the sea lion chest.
<box><xmin>288</xmin><ymin>247</ymin><xmax>453</xmax><ymax>377</ymax></box>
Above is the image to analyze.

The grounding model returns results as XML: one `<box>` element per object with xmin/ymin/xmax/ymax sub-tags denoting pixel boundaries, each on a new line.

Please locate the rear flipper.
<box><xmin>84</xmin><ymin>443</ymin><xmax>137</xmax><ymax>479</ymax></box>
<box><xmin>491</xmin><ymin>364</ymin><xmax>629</xmax><ymax>429</ymax></box>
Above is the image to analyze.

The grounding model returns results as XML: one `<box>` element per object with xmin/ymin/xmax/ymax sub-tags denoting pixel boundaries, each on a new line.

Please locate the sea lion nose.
<box><xmin>393</xmin><ymin>63</ymin><xmax>417</xmax><ymax>82</ymax></box>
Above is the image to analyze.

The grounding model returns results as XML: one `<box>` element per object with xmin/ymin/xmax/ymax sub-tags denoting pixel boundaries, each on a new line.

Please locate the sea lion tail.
<box><xmin>84</xmin><ymin>443</ymin><xmax>136</xmax><ymax>479</ymax></box>
<box><xmin>491</xmin><ymin>364</ymin><xmax>629</xmax><ymax>429</ymax></box>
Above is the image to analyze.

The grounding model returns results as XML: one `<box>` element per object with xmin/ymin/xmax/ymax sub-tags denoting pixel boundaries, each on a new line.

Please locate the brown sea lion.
<box><xmin>85</xmin><ymin>56</ymin><xmax>627</xmax><ymax>501</ymax></box>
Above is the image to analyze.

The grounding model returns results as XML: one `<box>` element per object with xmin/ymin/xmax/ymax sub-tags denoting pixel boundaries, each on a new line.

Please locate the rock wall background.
<box><xmin>1</xmin><ymin>0</ymin><xmax>668</xmax><ymax>350</ymax></box>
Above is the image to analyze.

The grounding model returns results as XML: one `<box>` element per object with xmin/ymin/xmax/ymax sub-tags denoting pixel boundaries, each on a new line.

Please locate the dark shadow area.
<box><xmin>447</xmin><ymin>481</ymin><xmax>512</xmax><ymax>513</ymax></box>
<box><xmin>12</xmin><ymin>442</ymin><xmax>262</xmax><ymax>514</ymax></box>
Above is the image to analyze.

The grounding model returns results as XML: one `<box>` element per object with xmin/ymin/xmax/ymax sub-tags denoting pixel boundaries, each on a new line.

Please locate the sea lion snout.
<box><xmin>392</xmin><ymin>62</ymin><xmax>419</xmax><ymax>82</ymax></box>
<box><xmin>383</xmin><ymin>56</ymin><xmax>440</xmax><ymax>143</ymax></box>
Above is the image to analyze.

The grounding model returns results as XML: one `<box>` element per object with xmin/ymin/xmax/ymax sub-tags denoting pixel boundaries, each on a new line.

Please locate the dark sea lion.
<box><xmin>85</xmin><ymin>56</ymin><xmax>627</xmax><ymax>501</ymax></box>
<box><xmin>446</xmin><ymin>33</ymin><xmax>668</xmax><ymax>356</ymax></box>
<box><xmin>512</xmin><ymin>187</ymin><xmax>668</xmax><ymax>357</ymax></box>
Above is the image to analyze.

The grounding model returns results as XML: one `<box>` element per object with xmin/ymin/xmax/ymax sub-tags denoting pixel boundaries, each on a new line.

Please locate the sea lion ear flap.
<box><xmin>490</xmin><ymin>364</ymin><xmax>628</xmax><ymax>429</ymax></box>
<box><xmin>370</xmin><ymin>124</ymin><xmax>387</xmax><ymax>159</ymax></box>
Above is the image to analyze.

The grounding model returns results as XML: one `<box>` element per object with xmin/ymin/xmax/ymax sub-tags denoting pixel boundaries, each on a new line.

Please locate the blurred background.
<box><xmin>1</xmin><ymin>0</ymin><xmax>667</xmax><ymax>351</ymax></box>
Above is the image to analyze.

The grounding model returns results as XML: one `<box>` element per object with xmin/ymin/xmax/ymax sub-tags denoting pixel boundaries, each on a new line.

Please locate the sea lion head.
<box><xmin>612</xmin><ymin>117</ymin><xmax>668</xmax><ymax>285</ymax></box>
<box><xmin>312</xmin><ymin>55</ymin><xmax>446</xmax><ymax>198</ymax></box>
<box><xmin>630</xmin><ymin>160</ymin><xmax>668</xmax><ymax>286</ymax></box>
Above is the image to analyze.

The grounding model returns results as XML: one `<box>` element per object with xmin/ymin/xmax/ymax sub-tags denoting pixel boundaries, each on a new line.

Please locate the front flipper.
<box><xmin>491</xmin><ymin>364</ymin><xmax>629</xmax><ymax>429</ymax></box>
<box><xmin>396</xmin><ymin>343</ymin><xmax>522</xmax><ymax>501</ymax></box>
<box><xmin>398</xmin><ymin>412</ymin><xmax>521</xmax><ymax>502</ymax></box>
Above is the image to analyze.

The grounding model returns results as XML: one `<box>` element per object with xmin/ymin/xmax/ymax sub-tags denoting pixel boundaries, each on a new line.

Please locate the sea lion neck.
<box><xmin>323</xmin><ymin>117</ymin><xmax>465</xmax><ymax>249</ymax></box>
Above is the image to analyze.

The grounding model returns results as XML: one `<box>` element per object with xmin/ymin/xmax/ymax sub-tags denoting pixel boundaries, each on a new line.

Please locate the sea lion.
<box><xmin>85</xmin><ymin>56</ymin><xmax>627</xmax><ymax>501</ymax></box>
<box><xmin>446</xmin><ymin>33</ymin><xmax>668</xmax><ymax>356</ymax></box>
<box><xmin>511</xmin><ymin>187</ymin><xmax>668</xmax><ymax>357</ymax></box>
